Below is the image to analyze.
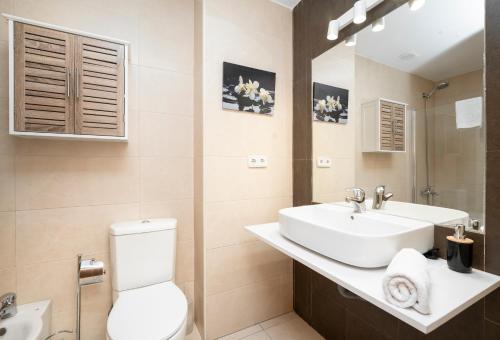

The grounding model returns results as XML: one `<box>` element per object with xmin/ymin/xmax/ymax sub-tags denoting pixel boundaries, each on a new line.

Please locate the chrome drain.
<box><xmin>0</xmin><ymin>328</ymin><xmax>7</xmax><ymax>336</ymax></box>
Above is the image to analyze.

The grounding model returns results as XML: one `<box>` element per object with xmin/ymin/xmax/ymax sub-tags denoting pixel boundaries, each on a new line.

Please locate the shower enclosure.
<box><xmin>413</xmin><ymin>73</ymin><xmax>485</xmax><ymax>224</ymax></box>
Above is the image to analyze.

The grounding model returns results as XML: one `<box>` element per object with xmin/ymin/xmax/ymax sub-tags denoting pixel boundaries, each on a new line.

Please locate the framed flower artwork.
<box><xmin>222</xmin><ymin>62</ymin><xmax>276</xmax><ymax>115</ymax></box>
<box><xmin>312</xmin><ymin>82</ymin><xmax>349</xmax><ymax>123</ymax></box>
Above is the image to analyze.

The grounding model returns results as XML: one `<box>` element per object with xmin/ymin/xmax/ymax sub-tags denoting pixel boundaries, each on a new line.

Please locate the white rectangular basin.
<box><xmin>335</xmin><ymin>199</ymin><xmax>469</xmax><ymax>226</ymax></box>
<box><xmin>279</xmin><ymin>204</ymin><xmax>434</xmax><ymax>268</ymax></box>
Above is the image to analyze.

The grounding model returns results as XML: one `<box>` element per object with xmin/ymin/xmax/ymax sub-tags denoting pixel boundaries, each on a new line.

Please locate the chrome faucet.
<box><xmin>0</xmin><ymin>293</ymin><xmax>17</xmax><ymax>319</ymax></box>
<box><xmin>345</xmin><ymin>188</ymin><xmax>366</xmax><ymax>213</ymax></box>
<box><xmin>372</xmin><ymin>185</ymin><xmax>393</xmax><ymax>210</ymax></box>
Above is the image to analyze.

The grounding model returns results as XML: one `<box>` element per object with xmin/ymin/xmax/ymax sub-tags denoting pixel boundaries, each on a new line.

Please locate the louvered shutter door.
<box><xmin>380</xmin><ymin>100</ymin><xmax>394</xmax><ymax>151</ymax></box>
<box><xmin>392</xmin><ymin>103</ymin><xmax>405</xmax><ymax>151</ymax></box>
<box><xmin>14</xmin><ymin>23</ymin><xmax>74</xmax><ymax>133</ymax></box>
<box><xmin>74</xmin><ymin>36</ymin><xmax>125</xmax><ymax>137</ymax></box>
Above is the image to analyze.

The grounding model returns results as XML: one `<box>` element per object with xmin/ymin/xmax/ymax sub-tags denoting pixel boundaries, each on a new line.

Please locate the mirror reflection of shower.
<box><xmin>421</xmin><ymin>81</ymin><xmax>450</xmax><ymax>205</ymax></box>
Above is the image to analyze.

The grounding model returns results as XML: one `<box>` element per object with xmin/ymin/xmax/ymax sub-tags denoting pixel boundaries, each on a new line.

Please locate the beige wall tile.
<box><xmin>13</xmin><ymin>0</ymin><xmax>139</xmax><ymax>64</ymax></box>
<box><xmin>0</xmin><ymin>267</ymin><xmax>16</xmax><ymax>296</ymax></box>
<box><xmin>15</xmin><ymin>109</ymin><xmax>139</xmax><ymax>159</ymax></box>
<box><xmin>205</xmin><ymin>0</ymin><xmax>291</xmax><ymax>42</ymax></box>
<box><xmin>0</xmin><ymin>212</ymin><xmax>15</xmax><ymax>269</ymax></box>
<box><xmin>139</xmin><ymin>112</ymin><xmax>194</xmax><ymax>158</ymax></box>
<box><xmin>205</xmin><ymin>197</ymin><xmax>291</xmax><ymax>249</ymax></box>
<box><xmin>138</xmin><ymin>0</ymin><xmax>194</xmax><ymax>73</ymax></box>
<box><xmin>312</xmin><ymin>157</ymin><xmax>355</xmax><ymax>198</ymax></box>
<box><xmin>16</xmin><ymin>156</ymin><xmax>140</xmax><ymax>210</ymax></box>
<box><xmin>138</xmin><ymin>66</ymin><xmax>194</xmax><ymax>115</ymax></box>
<box><xmin>0</xmin><ymin>97</ymin><xmax>16</xmax><ymax>157</ymax></box>
<box><xmin>0</xmin><ymin>155</ymin><xmax>15</xmax><ymax>212</ymax></box>
<box><xmin>207</xmin><ymin>241</ymin><xmax>292</xmax><ymax>296</ymax></box>
<box><xmin>201</xmin><ymin>1</ymin><xmax>293</xmax><ymax>336</ymax></box>
<box><xmin>206</xmin><ymin>275</ymin><xmax>292</xmax><ymax>339</ymax></box>
<box><xmin>51</xmin><ymin>310</ymin><xmax>76</xmax><ymax>340</ymax></box>
<box><xmin>0</xmin><ymin>42</ymin><xmax>8</xmax><ymax>100</ymax></box>
<box><xmin>16</xmin><ymin>204</ymin><xmax>140</xmax><ymax>265</ymax></box>
<box><xmin>17</xmin><ymin>258</ymin><xmax>77</xmax><ymax>313</ymax></box>
<box><xmin>140</xmin><ymin>199</ymin><xmax>194</xmax><ymax>243</ymax></box>
<box><xmin>176</xmin><ymin>238</ymin><xmax>195</xmax><ymax>285</ymax></box>
<box><xmin>204</xmin><ymin>83</ymin><xmax>292</xmax><ymax>158</ymax></box>
<box><xmin>205</xmin><ymin>157</ymin><xmax>292</xmax><ymax>203</ymax></box>
<box><xmin>128</xmin><ymin>65</ymin><xmax>139</xmax><ymax>111</ymax></box>
<box><xmin>0</xmin><ymin>0</ymin><xmax>13</xmax><ymax>42</ymax></box>
<box><xmin>17</xmin><ymin>252</ymin><xmax>111</xmax><ymax>313</ymax></box>
<box><xmin>141</xmin><ymin>157</ymin><xmax>193</xmax><ymax>203</ymax></box>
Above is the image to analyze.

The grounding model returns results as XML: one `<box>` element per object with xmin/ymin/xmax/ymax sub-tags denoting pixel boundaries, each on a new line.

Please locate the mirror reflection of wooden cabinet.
<box><xmin>7</xmin><ymin>15</ymin><xmax>128</xmax><ymax>140</ymax></box>
<box><xmin>362</xmin><ymin>98</ymin><xmax>407</xmax><ymax>153</ymax></box>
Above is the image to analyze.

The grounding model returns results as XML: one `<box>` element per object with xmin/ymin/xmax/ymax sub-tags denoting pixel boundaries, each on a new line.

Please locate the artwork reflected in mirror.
<box><xmin>222</xmin><ymin>62</ymin><xmax>276</xmax><ymax>115</ymax></box>
<box><xmin>313</xmin><ymin>82</ymin><xmax>349</xmax><ymax>123</ymax></box>
<box><xmin>311</xmin><ymin>0</ymin><xmax>485</xmax><ymax>230</ymax></box>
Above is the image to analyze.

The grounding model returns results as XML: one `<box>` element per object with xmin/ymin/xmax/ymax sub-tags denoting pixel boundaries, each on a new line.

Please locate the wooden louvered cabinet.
<box><xmin>14</xmin><ymin>23</ymin><xmax>75</xmax><ymax>133</ymax></box>
<box><xmin>362</xmin><ymin>98</ymin><xmax>407</xmax><ymax>153</ymax></box>
<box><xmin>7</xmin><ymin>16</ymin><xmax>128</xmax><ymax>140</ymax></box>
<box><xmin>74</xmin><ymin>36</ymin><xmax>125</xmax><ymax>136</ymax></box>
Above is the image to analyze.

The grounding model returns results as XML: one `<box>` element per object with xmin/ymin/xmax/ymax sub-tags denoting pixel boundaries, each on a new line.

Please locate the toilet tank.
<box><xmin>110</xmin><ymin>218</ymin><xmax>177</xmax><ymax>292</ymax></box>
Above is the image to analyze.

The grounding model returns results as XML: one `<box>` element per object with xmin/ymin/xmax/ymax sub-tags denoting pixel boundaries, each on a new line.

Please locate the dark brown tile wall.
<box><xmin>292</xmin><ymin>0</ymin><xmax>500</xmax><ymax>338</ymax></box>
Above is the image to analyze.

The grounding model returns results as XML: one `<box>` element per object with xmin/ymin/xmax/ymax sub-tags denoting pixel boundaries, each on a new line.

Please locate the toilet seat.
<box><xmin>107</xmin><ymin>282</ymin><xmax>188</xmax><ymax>340</ymax></box>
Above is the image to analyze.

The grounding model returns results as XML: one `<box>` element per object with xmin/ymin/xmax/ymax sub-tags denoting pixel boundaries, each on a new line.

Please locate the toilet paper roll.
<box><xmin>79</xmin><ymin>259</ymin><xmax>105</xmax><ymax>286</ymax></box>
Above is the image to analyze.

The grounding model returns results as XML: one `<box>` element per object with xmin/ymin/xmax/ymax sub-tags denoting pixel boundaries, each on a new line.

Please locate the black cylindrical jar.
<box><xmin>446</xmin><ymin>224</ymin><xmax>473</xmax><ymax>273</ymax></box>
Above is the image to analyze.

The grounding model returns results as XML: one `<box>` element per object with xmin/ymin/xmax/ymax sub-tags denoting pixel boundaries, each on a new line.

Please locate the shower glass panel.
<box><xmin>415</xmin><ymin>73</ymin><xmax>485</xmax><ymax>224</ymax></box>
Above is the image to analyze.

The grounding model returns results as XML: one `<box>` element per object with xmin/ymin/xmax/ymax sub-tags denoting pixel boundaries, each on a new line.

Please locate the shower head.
<box><xmin>423</xmin><ymin>81</ymin><xmax>449</xmax><ymax>99</ymax></box>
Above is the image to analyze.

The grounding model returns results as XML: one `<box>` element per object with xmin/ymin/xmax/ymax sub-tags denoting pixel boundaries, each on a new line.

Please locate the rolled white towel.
<box><xmin>382</xmin><ymin>248</ymin><xmax>431</xmax><ymax>314</ymax></box>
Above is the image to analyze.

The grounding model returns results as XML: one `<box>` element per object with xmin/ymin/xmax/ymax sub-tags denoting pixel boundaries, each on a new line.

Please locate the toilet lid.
<box><xmin>107</xmin><ymin>282</ymin><xmax>188</xmax><ymax>340</ymax></box>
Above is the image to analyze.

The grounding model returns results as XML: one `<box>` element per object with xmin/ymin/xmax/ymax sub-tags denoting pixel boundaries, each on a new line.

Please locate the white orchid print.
<box><xmin>222</xmin><ymin>63</ymin><xmax>275</xmax><ymax>115</ymax></box>
<box><xmin>244</xmin><ymin>79</ymin><xmax>260</xmax><ymax>100</ymax></box>
<box><xmin>312</xmin><ymin>83</ymin><xmax>348</xmax><ymax>123</ymax></box>
<box><xmin>315</xmin><ymin>99</ymin><xmax>327</xmax><ymax>113</ymax></box>
<box><xmin>234</xmin><ymin>76</ymin><xmax>245</xmax><ymax>94</ymax></box>
<box><xmin>259</xmin><ymin>88</ymin><xmax>273</xmax><ymax>104</ymax></box>
<box><xmin>326</xmin><ymin>95</ymin><xmax>343</xmax><ymax>111</ymax></box>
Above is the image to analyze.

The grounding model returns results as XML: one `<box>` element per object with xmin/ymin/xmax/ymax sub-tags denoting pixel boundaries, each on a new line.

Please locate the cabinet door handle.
<box><xmin>66</xmin><ymin>69</ymin><xmax>71</xmax><ymax>97</ymax></box>
<box><xmin>75</xmin><ymin>68</ymin><xmax>80</xmax><ymax>98</ymax></box>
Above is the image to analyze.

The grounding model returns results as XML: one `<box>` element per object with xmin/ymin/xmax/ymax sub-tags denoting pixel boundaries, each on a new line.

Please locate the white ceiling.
<box><xmin>355</xmin><ymin>0</ymin><xmax>484</xmax><ymax>81</ymax></box>
<box><xmin>271</xmin><ymin>0</ymin><xmax>301</xmax><ymax>10</ymax></box>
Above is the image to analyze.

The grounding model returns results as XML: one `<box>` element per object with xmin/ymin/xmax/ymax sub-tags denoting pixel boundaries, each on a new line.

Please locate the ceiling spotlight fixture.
<box><xmin>345</xmin><ymin>34</ymin><xmax>357</xmax><ymax>47</ymax></box>
<box><xmin>324</xmin><ymin>0</ymin><xmax>384</xmax><ymax>41</ymax></box>
<box><xmin>327</xmin><ymin>20</ymin><xmax>339</xmax><ymax>40</ymax></box>
<box><xmin>353</xmin><ymin>0</ymin><xmax>367</xmax><ymax>24</ymax></box>
<box><xmin>408</xmin><ymin>0</ymin><xmax>426</xmax><ymax>11</ymax></box>
<box><xmin>371</xmin><ymin>17</ymin><xmax>385</xmax><ymax>32</ymax></box>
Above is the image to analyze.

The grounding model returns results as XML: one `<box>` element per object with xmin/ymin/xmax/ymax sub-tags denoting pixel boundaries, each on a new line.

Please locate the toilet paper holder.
<box><xmin>78</xmin><ymin>256</ymin><xmax>105</xmax><ymax>286</ymax></box>
<box><xmin>76</xmin><ymin>254</ymin><xmax>105</xmax><ymax>340</ymax></box>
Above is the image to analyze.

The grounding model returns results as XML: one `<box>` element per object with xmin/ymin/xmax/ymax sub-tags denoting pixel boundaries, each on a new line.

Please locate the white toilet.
<box><xmin>107</xmin><ymin>218</ymin><xmax>188</xmax><ymax>340</ymax></box>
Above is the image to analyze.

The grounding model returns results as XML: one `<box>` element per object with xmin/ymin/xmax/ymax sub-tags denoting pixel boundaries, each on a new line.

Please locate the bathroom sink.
<box><xmin>0</xmin><ymin>300</ymin><xmax>51</xmax><ymax>340</ymax></box>
<box><xmin>362</xmin><ymin>199</ymin><xmax>470</xmax><ymax>226</ymax></box>
<box><xmin>279</xmin><ymin>204</ymin><xmax>434</xmax><ymax>268</ymax></box>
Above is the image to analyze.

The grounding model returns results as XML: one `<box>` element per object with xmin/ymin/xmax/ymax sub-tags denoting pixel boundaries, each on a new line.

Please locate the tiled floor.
<box><xmin>217</xmin><ymin>312</ymin><xmax>324</xmax><ymax>340</ymax></box>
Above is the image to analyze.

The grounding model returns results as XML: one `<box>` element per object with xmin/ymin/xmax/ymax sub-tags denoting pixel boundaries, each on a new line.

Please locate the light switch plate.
<box><xmin>248</xmin><ymin>155</ymin><xmax>268</xmax><ymax>168</ymax></box>
<box><xmin>317</xmin><ymin>157</ymin><xmax>332</xmax><ymax>168</ymax></box>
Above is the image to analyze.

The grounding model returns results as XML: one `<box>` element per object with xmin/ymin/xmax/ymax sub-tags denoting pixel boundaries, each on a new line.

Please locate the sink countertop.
<box><xmin>246</xmin><ymin>223</ymin><xmax>500</xmax><ymax>334</ymax></box>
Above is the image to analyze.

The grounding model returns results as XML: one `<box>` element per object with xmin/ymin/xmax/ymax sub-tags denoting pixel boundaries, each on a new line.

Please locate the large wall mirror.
<box><xmin>312</xmin><ymin>0</ymin><xmax>485</xmax><ymax>230</ymax></box>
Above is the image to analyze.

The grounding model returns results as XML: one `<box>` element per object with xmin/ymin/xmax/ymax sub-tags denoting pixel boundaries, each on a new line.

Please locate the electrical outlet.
<box><xmin>317</xmin><ymin>157</ymin><xmax>332</xmax><ymax>168</ymax></box>
<box><xmin>248</xmin><ymin>155</ymin><xmax>268</xmax><ymax>168</ymax></box>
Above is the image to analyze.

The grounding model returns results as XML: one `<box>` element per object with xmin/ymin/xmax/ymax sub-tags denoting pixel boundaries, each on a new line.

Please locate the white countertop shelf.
<box><xmin>246</xmin><ymin>223</ymin><xmax>500</xmax><ymax>334</ymax></box>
